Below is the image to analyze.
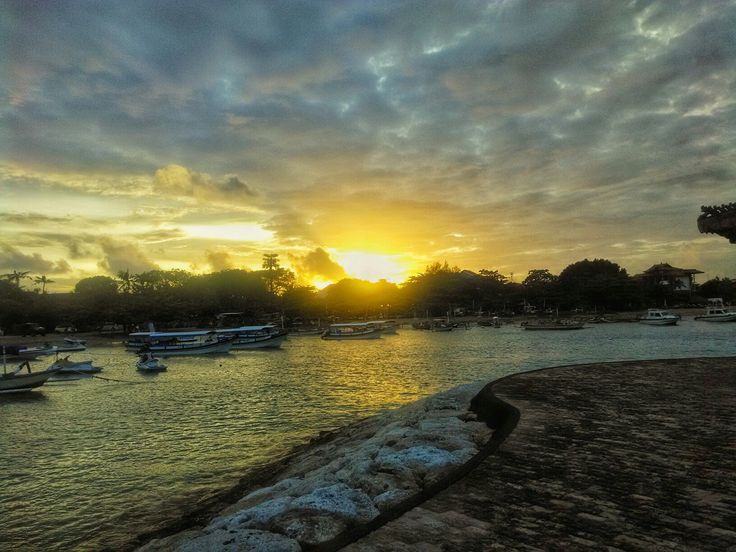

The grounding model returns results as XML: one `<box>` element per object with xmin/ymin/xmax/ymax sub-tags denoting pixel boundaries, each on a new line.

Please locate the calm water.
<box><xmin>1</xmin><ymin>320</ymin><xmax>734</xmax><ymax>550</ymax></box>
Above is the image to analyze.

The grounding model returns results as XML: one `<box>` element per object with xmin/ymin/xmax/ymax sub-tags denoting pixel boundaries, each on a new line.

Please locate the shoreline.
<box><xmin>131</xmin><ymin>356</ymin><xmax>736</xmax><ymax>551</ymax></box>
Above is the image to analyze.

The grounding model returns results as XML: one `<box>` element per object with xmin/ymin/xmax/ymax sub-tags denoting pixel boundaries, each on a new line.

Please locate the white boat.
<box><xmin>49</xmin><ymin>355</ymin><xmax>102</xmax><ymax>374</ymax></box>
<box><xmin>215</xmin><ymin>325</ymin><xmax>288</xmax><ymax>349</ymax></box>
<box><xmin>1</xmin><ymin>357</ymin><xmax>61</xmax><ymax>393</ymax></box>
<box><xmin>127</xmin><ymin>331</ymin><xmax>234</xmax><ymax>356</ymax></box>
<box><xmin>136</xmin><ymin>353</ymin><xmax>167</xmax><ymax>372</ymax></box>
<box><xmin>1</xmin><ymin>344</ymin><xmax>59</xmax><ymax>361</ymax></box>
<box><xmin>694</xmin><ymin>298</ymin><xmax>736</xmax><ymax>322</ymax></box>
<box><xmin>55</xmin><ymin>338</ymin><xmax>88</xmax><ymax>352</ymax></box>
<box><xmin>639</xmin><ymin>309</ymin><xmax>679</xmax><ymax>326</ymax></box>
<box><xmin>321</xmin><ymin>322</ymin><xmax>382</xmax><ymax>340</ymax></box>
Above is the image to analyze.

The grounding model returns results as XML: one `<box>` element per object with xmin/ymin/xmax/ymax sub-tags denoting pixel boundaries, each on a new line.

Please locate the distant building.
<box><xmin>637</xmin><ymin>263</ymin><xmax>703</xmax><ymax>291</ymax></box>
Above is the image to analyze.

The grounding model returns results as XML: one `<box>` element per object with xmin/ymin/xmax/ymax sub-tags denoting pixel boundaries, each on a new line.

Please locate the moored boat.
<box><xmin>127</xmin><ymin>331</ymin><xmax>234</xmax><ymax>356</ymax></box>
<box><xmin>638</xmin><ymin>309</ymin><xmax>679</xmax><ymax>326</ymax></box>
<box><xmin>49</xmin><ymin>355</ymin><xmax>102</xmax><ymax>374</ymax></box>
<box><xmin>694</xmin><ymin>298</ymin><xmax>736</xmax><ymax>322</ymax></box>
<box><xmin>321</xmin><ymin>322</ymin><xmax>382</xmax><ymax>340</ymax></box>
<box><xmin>522</xmin><ymin>319</ymin><xmax>585</xmax><ymax>330</ymax></box>
<box><xmin>136</xmin><ymin>352</ymin><xmax>167</xmax><ymax>372</ymax></box>
<box><xmin>1</xmin><ymin>358</ymin><xmax>61</xmax><ymax>393</ymax></box>
<box><xmin>215</xmin><ymin>325</ymin><xmax>288</xmax><ymax>349</ymax></box>
<box><xmin>366</xmin><ymin>320</ymin><xmax>399</xmax><ymax>334</ymax></box>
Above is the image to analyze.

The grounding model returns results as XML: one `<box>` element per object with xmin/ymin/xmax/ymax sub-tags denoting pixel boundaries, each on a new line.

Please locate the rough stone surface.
<box><xmin>137</xmin><ymin>382</ymin><xmax>491</xmax><ymax>551</ymax></box>
<box><xmin>346</xmin><ymin>357</ymin><xmax>736</xmax><ymax>551</ymax></box>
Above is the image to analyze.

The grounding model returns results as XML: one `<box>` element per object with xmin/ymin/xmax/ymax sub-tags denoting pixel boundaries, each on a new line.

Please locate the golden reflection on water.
<box><xmin>1</xmin><ymin>322</ymin><xmax>734</xmax><ymax>550</ymax></box>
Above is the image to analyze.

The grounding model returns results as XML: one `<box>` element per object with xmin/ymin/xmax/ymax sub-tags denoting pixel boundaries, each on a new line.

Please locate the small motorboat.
<box><xmin>136</xmin><ymin>353</ymin><xmax>167</xmax><ymax>372</ymax></box>
<box><xmin>638</xmin><ymin>309</ymin><xmax>679</xmax><ymax>326</ymax></box>
<box><xmin>694</xmin><ymin>298</ymin><xmax>736</xmax><ymax>322</ymax></box>
<box><xmin>49</xmin><ymin>355</ymin><xmax>102</xmax><ymax>374</ymax></box>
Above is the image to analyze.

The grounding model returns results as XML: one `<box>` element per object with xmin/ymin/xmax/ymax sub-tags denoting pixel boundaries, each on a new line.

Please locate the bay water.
<box><xmin>1</xmin><ymin>320</ymin><xmax>733</xmax><ymax>550</ymax></box>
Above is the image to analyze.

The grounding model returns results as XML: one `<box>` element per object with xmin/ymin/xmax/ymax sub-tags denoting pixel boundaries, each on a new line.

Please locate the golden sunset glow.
<box><xmin>335</xmin><ymin>251</ymin><xmax>410</xmax><ymax>283</ymax></box>
<box><xmin>2</xmin><ymin>2</ymin><xmax>735</xmax><ymax>292</ymax></box>
<box><xmin>180</xmin><ymin>224</ymin><xmax>274</xmax><ymax>242</ymax></box>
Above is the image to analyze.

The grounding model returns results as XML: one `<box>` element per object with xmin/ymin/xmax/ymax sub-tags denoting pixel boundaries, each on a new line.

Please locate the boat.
<box><xmin>48</xmin><ymin>355</ymin><xmax>102</xmax><ymax>374</ymax></box>
<box><xmin>522</xmin><ymin>319</ymin><xmax>585</xmax><ymax>330</ymax></box>
<box><xmin>55</xmin><ymin>338</ymin><xmax>88</xmax><ymax>352</ymax></box>
<box><xmin>127</xmin><ymin>331</ymin><xmax>235</xmax><ymax>356</ymax></box>
<box><xmin>366</xmin><ymin>320</ymin><xmax>399</xmax><ymax>334</ymax></box>
<box><xmin>638</xmin><ymin>309</ymin><xmax>679</xmax><ymax>326</ymax></box>
<box><xmin>1</xmin><ymin>355</ymin><xmax>61</xmax><ymax>393</ymax></box>
<box><xmin>136</xmin><ymin>353</ymin><xmax>167</xmax><ymax>372</ymax></box>
<box><xmin>321</xmin><ymin>322</ymin><xmax>382</xmax><ymax>340</ymax></box>
<box><xmin>215</xmin><ymin>325</ymin><xmax>288</xmax><ymax>349</ymax></box>
<box><xmin>430</xmin><ymin>319</ymin><xmax>453</xmax><ymax>332</ymax></box>
<box><xmin>694</xmin><ymin>298</ymin><xmax>736</xmax><ymax>322</ymax></box>
<box><xmin>477</xmin><ymin>317</ymin><xmax>502</xmax><ymax>328</ymax></box>
<box><xmin>411</xmin><ymin>320</ymin><xmax>432</xmax><ymax>330</ymax></box>
<box><xmin>1</xmin><ymin>344</ymin><xmax>59</xmax><ymax>361</ymax></box>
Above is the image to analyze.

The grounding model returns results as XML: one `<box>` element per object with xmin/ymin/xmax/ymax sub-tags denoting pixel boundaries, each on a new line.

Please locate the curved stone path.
<box><xmin>346</xmin><ymin>357</ymin><xmax>736</xmax><ymax>551</ymax></box>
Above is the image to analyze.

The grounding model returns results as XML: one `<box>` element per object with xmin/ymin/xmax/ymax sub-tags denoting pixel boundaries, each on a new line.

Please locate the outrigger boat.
<box><xmin>127</xmin><ymin>331</ymin><xmax>235</xmax><ymax>356</ymax></box>
<box><xmin>1</xmin><ymin>348</ymin><xmax>60</xmax><ymax>393</ymax></box>
<box><xmin>321</xmin><ymin>322</ymin><xmax>382</xmax><ymax>340</ymax></box>
<box><xmin>694</xmin><ymin>298</ymin><xmax>736</xmax><ymax>322</ymax></box>
<box><xmin>215</xmin><ymin>325</ymin><xmax>288</xmax><ymax>349</ymax></box>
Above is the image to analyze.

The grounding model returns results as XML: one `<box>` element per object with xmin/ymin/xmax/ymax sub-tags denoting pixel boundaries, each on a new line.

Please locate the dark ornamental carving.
<box><xmin>697</xmin><ymin>203</ymin><xmax>736</xmax><ymax>243</ymax></box>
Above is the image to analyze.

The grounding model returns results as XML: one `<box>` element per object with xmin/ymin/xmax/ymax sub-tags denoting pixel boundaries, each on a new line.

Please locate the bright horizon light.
<box><xmin>334</xmin><ymin>251</ymin><xmax>410</xmax><ymax>283</ymax></box>
<box><xmin>179</xmin><ymin>223</ymin><xmax>274</xmax><ymax>242</ymax></box>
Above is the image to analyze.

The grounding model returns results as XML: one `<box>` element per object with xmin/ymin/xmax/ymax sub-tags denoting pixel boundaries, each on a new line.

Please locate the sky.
<box><xmin>2</xmin><ymin>0</ymin><xmax>736</xmax><ymax>292</ymax></box>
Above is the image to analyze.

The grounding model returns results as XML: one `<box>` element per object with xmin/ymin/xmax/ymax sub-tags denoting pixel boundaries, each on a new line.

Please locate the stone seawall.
<box><xmin>135</xmin><ymin>357</ymin><xmax>736</xmax><ymax>551</ymax></box>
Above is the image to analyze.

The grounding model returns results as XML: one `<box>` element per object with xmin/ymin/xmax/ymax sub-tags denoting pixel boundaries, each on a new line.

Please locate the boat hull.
<box><xmin>694</xmin><ymin>314</ymin><xmax>736</xmax><ymax>322</ymax></box>
<box><xmin>639</xmin><ymin>319</ymin><xmax>678</xmax><ymax>326</ymax></box>
<box><xmin>321</xmin><ymin>331</ymin><xmax>382</xmax><ymax>340</ymax></box>
<box><xmin>0</xmin><ymin>369</ymin><xmax>60</xmax><ymax>393</ymax></box>
<box><xmin>141</xmin><ymin>340</ymin><xmax>233</xmax><ymax>357</ymax></box>
<box><xmin>231</xmin><ymin>333</ymin><xmax>288</xmax><ymax>349</ymax></box>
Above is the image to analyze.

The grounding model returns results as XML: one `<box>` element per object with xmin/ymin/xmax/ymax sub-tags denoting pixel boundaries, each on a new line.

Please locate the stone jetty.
<box><xmin>138</xmin><ymin>357</ymin><xmax>736</xmax><ymax>551</ymax></box>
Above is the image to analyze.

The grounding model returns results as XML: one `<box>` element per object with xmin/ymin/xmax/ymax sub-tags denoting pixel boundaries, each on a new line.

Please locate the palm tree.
<box><xmin>2</xmin><ymin>270</ymin><xmax>30</xmax><ymax>289</ymax></box>
<box><xmin>117</xmin><ymin>269</ymin><xmax>134</xmax><ymax>294</ymax></box>
<box><xmin>33</xmin><ymin>274</ymin><xmax>54</xmax><ymax>294</ymax></box>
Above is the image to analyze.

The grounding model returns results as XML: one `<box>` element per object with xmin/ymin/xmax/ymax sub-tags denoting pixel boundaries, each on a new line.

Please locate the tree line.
<box><xmin>1</xmin><ymin>256</ymin><xmax>733</xmax><ymax>334</ymax></box>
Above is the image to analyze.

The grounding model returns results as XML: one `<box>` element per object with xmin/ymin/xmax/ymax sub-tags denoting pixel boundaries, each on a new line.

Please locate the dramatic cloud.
<box><xmin>2</xmin><ymin>0</ymin><xmax>736</xmax><ymax>288</ymax></box>
<box><xmin>97</xmin><ymin>238</ymin><xmax>159</xmax><ymax>275</ymax></box>
<box><xmin>153</xmin><ymin>165</ymin><xmax>256</xmax><ymax>203</ymax></box>
<box><xmin>0</xmin><ymin>244</ymin><xmax>56</xmax><ymax>273</ymax></box>
<box><xmin>205</xmin><ymin>249</ymin><xmax>235</xmax><ymax>272</ymax></box>
<box><xmin>290</xmin><ymin>247</ymin><xmax>347</xmax><ymax>281</ymax></box>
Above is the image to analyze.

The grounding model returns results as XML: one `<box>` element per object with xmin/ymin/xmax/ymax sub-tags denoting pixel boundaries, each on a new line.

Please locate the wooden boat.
<box><xmin>1</xmin><ymin>357</ymin><xmax>60</xmax><ymax>393</ymax></box>
<box><xmin>126</xmin><ymin>331</ymin><xmax>234</xmax><ymax>356</ymax></box>
<box><xmin>694</xmin><ymin>298</ymin><xmax>736</xmax><ymax>322</ymax></box>
<box><xmin>215</xmin><ymin>325</ymin><xmax>288</xmax><ymax>349</ymax></box>
<box><xmin>321</xmin><ymin>322</ymin><xmax>382</xmax><ymax>340</ymax></box>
